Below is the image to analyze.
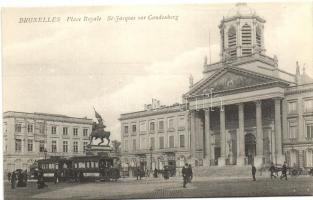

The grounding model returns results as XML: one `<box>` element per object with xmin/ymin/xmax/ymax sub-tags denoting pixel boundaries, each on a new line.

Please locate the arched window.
<box><xmin>228</xmin><ymin>26</ymin><xmax>236</xmax><ymax>48</ymax></box>
<box><xmin>227</xmin><ymin>26</ymin><xmax>237</xmax><ymax>57</ymax></box>
<box><xmin>241</xmin><ymin>24</ymin><xmax>252</xmax><ymax>45</ymax></box>
<box><xmin>256</xmin><ymin>26</ymin><xmax>262</xmax><ymax>48</ymax></box>
<box><xmin>241</xmin><ymin>24</ymin><xmax>252</xmax><ymax>56</ymax></box>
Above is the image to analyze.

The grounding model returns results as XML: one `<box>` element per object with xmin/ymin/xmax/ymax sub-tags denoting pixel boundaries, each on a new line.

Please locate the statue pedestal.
<box><xmin>86</xmin><ymin>145</ymin><xmax>113</xmax><ymax>156</ymax></box>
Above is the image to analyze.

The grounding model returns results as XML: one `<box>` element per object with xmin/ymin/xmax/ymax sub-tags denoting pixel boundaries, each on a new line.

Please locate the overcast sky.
<box><xmin>2</xmin><ymin>2</ymin><xmax>313</xmax><ymax>141</ymax></box>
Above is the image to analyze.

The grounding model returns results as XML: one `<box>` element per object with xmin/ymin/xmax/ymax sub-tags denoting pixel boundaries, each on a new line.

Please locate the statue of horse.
<box><xmin>89</xmin><ymin>125</ymin><xmax>110</xmax><ymax>146</ymax></box>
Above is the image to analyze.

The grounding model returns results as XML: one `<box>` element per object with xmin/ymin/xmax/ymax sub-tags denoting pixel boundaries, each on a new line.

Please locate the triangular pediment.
<box><xmin>187</xmin><ymin>67</ymin><xmax>288</xmax><ymax>96</ymax></box>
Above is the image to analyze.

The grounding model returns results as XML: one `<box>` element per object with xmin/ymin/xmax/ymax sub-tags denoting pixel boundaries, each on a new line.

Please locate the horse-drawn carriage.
<box><xmin>37</xmin><ymin>155</ymin><xmax>120</xmax><ymax>182</ymax></box>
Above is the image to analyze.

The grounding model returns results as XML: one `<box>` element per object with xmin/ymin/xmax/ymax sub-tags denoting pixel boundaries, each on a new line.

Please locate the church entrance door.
<box><xmin>245</xmin><ymin>133</ymin><xmax>256</xmax><ymax>165</ymax></box>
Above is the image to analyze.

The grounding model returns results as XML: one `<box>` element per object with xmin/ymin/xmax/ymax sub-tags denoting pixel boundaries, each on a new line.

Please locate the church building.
<box><xmin>120</xmin><ymin>4</ymin><xmax>313</xmax><ymax>171</ymax></box>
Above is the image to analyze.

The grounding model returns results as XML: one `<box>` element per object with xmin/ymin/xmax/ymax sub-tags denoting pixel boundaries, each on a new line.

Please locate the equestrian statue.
<box><xmin>89</xmin><ymin>108</ymin><xmax>111</xmax><ymax>146</ymax></box>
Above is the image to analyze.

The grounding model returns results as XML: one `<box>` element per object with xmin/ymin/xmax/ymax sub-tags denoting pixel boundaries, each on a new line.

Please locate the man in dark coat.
<box><xmin>8</xmin><ymin>172</ymin><xmax>11</xmax><ymax>183</ymax></box>
<box><xmin>11</xmin><ymin>172</ymin><xmax>16</xmax><ymax>189</ymax></box>
<box><xmin>252</xmin><ymin>165</ymin><xmax>256</xmax><ymax>181</ymax></box>
<box><xmin>187</xmin><ymin>164</ymin><xmax>193</xmax><ymax>183</ymax></box>
<box><xmin>17</xmin><ymin>171</ymin><xmax>24</xmax><ymax>187</ymax></box>
<box><xmin>23</xmin><ymin>170</ymin><xmax>28</xmax><ymax>187</ymax></box>
<box><xmin>54</xmin><ymin>171</ymin><xmax>59</xmax><ymax>184</ymax></box>
<box><xmin>136</xmin><ymin>167</ymin><xmax>141</xmax><ymax>180</ymax></box>
<box><xmin>269</xmin><ymin>162</ymin><xmax>276</xmax><ymax>179</ymax></box>
<box><xmin>280</xmin><ymin>162</ymin><xmax>288</xmax><ymax>180</ymax></box>
<box><xmin>153</xmin><ymin>168</ymin><xmax>158</xmax><ymax>178</ymax></box>
<box><xmin>182</xmin><ymin>164</ymin><xmax>188</xmax><ymax>188</ymax></box>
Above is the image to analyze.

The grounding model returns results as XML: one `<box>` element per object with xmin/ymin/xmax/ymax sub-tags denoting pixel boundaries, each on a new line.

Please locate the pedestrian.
<box><xmin>182</xmin><ymin>163</ymin><xmax>188</xmax><ymax>188</ymax></box>
<box><xmin>11</xmin><ymin>171</ymin><xmax>16</xmax><ymax>189</ymax></box>
<box><xmin>163</xmin><ymin>167</ymin><xmax>169</xmax><ymax>180</ymax></box>
<box><xmin>269</xmin><ymin>162</ymin><xmax>276</xmax><ymax>179</ymax></box>
<box><xmin>79</xmin><ymin>172</ymin><xmax>84</xmax><ymax>183</ymax></box>
<box><xmin>187</xmin><ymin>164</ymin><xmax>193</xmax><ymax>183</ymax></box>
<box><xmin>7</xmin><ymin>172</ymin><xmax>11</xmax><ymax>183</ymax></box>
<box><xmin>136</xmin><ymin>167</ymin><xmax>142</xmax><ymax>180</ymax></box>
<box><xmin>252</xmin><ymin>164</ymin><xmax>256</xmax><ymax>181</ymax></box>
<box><xmin>153</xmin><ymin>168</ymin><xmax>158</xmax><ymax>178</ymax></box>
<box><xmin>37</xmin><ymin>169</ymin><xmax>48</xmax><ymax>189</ymax></box>
<box><xmin>23</xmin><ymin>170</ymin><xmax>28</xmax><ymax>187</ymax></box>
<box><xmin>17</xmin><ymin>171</ymin><xmax>24</xmax><ymax>187</ymax></box>
<box><xmin>280</xmin><ymin>162</ymin><xmax>288</xmax><ymax>180</ymax></box>
<box><xmin>54</xmin><ymin>170</ymin><xmax>59</xmax><ymax>184</ymax></box>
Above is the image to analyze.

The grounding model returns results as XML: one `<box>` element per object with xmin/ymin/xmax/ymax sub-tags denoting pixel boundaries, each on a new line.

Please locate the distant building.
<box><xmin>119</xmin><ymin>102</ymin><xmax>190</xmax><ymax>174</ymax></box>
<box><xmin>3</xmin><ymin>111</ymin><xmax>93</xmax><ymax>173</ymax></box>
<box><xmin>120</xmin><ymin>3</ymin><xmax>313</xmax><ymax>171</ymax></box>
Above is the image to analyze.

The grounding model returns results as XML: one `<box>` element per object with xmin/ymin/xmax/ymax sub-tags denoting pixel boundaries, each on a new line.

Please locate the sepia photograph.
<box><xmin>1</xmin><ymin>1</ymin><xmax>313</xmax><ymax>199</ymax></box>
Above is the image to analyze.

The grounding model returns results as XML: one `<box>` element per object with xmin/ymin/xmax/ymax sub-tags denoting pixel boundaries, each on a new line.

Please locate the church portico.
<box><xmin>188</xmin><ymin>94</ymin><xmax>282</xmax><ymax>168</ymax></box>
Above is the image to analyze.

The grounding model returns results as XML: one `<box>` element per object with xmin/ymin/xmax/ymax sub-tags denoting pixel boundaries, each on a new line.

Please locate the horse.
<box><xmin>89</xmin><ymin>128</ymin><xmax>111</xmax><ymax>146</ymax></box>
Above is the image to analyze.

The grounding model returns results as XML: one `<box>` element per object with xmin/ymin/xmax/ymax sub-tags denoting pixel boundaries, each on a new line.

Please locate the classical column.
<box><xmin>218</xmin><ymin>106</ymin><xmax>226</xmax><ymax>166</ymax></box>
<box><xmin>237</xmin><ymin>103</ymin><xmax>245</xmax><ymax>166</ymax></box>
<box><xmin>255</xmin><ymin>100</ymin><xmax>264</xmax><ymax>167</ymax></box>
<box><xmin>190</xmin><ymin>111</ymin><xmax>196</xmax><ymax>158</ymax></box>
<box><xmin>298</xmin><ymin>97</ymin><xmax>305</xmax><ymax>141</ymax></box>
<box><xmin>274</xmin><ymin>98</ymin><xmax>284</xmax><ymax>164</ymax></box>
<box><xmin>204</xmin><ymin>109</ymin><xmax>211</xmax><ymax>165</ymax></box>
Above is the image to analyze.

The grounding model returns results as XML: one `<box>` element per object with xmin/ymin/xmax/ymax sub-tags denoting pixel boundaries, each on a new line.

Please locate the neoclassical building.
<box><xmin>120</xmin><ymin>4</ymin><xmax>313</xmax><ymax>170</ymax></box>
<box><xmin>3</xmin><ymin>111</ymin><xmax>93</xmax><ymax>174</ymax></box>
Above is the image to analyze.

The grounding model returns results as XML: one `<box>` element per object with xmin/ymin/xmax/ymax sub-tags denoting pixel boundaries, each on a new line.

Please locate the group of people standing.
<box><xmin>182</xmin><ymin>164</ymin><xmax>193</xmax><ymax>188</ymax></box>
<box><xmin>269</xmin><ymin>162</ymin><xmax>288</xmax><ymax>180</ymax></box>
<box><xmin>8</xmin><ymin>170</ymin><xmax>28</xmax><ymax>189</ymax></box>
<box><xmin>252</xmin><ymin>161</ymin><xmax>288</xmax><ymax>181</ymax></box>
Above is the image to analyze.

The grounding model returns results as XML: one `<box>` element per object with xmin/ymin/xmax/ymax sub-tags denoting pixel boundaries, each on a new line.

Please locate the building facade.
<box><xmin>120</xmin><ymin>104</ymin><xmax>190</xmax><ymax>175</ymax></box>
<box><xmin>120</xmin><ymin>4</ymin><xmax>313</xmax><ymax>170</ymax></box>
<box><xmin>3</xmin><ymin>111</ymin><xmax>93</xmax><ymax>174</ymax></box>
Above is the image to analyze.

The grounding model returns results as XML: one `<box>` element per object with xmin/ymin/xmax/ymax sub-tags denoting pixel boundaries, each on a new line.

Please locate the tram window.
<box><xmin>94</xmin><ymin>162</ymin><xmax>98</xmax><ymax>168</ymax></box>
<box><xmin>79</xmin><ymin>162</ymin><xmax>84</xmax><ymax>168</ymax></box>
<box><xmin>56</xmin><ymin>164</ymin><xmax>59</xmax><ymax>169</ymax></box>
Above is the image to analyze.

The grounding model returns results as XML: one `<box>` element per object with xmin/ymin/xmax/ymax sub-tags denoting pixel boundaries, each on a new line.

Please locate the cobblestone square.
<box><xmin>4</xmin><ymin>176</ymin><xmax>313</xmax><ymax>199</ymax></box>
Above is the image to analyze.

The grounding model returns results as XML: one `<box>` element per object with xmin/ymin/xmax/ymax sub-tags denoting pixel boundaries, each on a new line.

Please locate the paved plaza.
<box><xmin>4</xmin><ymin>176</ymin><xmax>313</xmax><ymax>199</ymax></box>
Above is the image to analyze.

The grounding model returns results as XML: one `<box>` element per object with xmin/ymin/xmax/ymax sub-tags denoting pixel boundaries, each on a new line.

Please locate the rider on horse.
<box><xmin>90</xmin><ymin>108</ymin><xmax>111</xmax><ymax>146</ymax></box>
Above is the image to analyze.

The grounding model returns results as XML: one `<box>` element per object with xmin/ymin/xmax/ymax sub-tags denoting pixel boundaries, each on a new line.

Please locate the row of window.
<box><xmin>15</xmin><ymin>139</ymin><xmax>89</xmax><ymax>153</ymax></box>
<box><xmin>51</xmin><ymin>141</ymin><xmax>88</xmax><ymax>153</ymax></box>
<box><xmin>15</xmin><ymin>139</ymin><xmax>43</xmax><ymax>152</ymax></box>
<box><xmin>15</xmin><ymin>123</ymin><xmax>44</xmax><ymax>134</ymax></box>
<box><xmin>288</xmin><ymin>123</ymin><xmax>313</xmax><ymax>139</ymax></box>
<box><xmin>15</xmin><ymin>123</ymin><xmax>89</xmax><ymax>137</ymax></box>
<box><xmin>123</xmin><ymin>117</ymin><xmax>185</xmax><ymax>135</ymax></box>
<box><xmin>55</xmin><ymin>127</ymin><xmax>89</xmax><ymax>137</ymax></box>
<box><xmin>288</xmin><ymin>99</ymin><xmax>313</xmax><ymax>114</ymax></box>
<box><xmin>124</xmin><ymin>134</ymin><xmax>185</xmax><ymax>152</ymax></box>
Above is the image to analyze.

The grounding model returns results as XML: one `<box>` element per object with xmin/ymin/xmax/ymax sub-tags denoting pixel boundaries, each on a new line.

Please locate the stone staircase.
<box><xmin>193</xmin><ymin>165</ymin><xmax>255</xmax><ymax>177</ymax></box>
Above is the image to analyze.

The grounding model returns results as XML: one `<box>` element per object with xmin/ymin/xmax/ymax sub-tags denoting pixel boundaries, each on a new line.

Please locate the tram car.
<box><xmin>37</xmin><ymin>155</ymin><xmax>120</xmax><ymax>182</ymax></box>
<box><xmin>37</xmin><ymin>157</ymin><xmax>72</xmax><ymax>182</ymax></box>
<box><xmin>71</xmin><ymin>155</ymin><xmax>120</xmax><ymax>182</ymax></box>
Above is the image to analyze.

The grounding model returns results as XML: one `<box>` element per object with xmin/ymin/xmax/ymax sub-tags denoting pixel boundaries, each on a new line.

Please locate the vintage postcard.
<box><xmin>2</xmin><ymin>1</ymin><xmax>313</xmax><ymax>199</ymax></box>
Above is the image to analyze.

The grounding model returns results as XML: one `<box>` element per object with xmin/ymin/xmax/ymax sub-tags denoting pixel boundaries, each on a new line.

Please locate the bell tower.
<box><xmin>219</xmin><ymin>3</ymin><xmax>266</xmax><ymax>61</ymax></box>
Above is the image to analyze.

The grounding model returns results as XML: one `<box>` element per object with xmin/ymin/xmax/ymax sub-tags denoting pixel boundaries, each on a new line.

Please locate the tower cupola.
<box><xmin>219</xmin><ymin>3</ymin><xmax>266</xmax><ymax>61</ymax></box>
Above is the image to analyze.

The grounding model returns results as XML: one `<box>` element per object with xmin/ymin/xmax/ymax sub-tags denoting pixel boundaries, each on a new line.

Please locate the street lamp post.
<box><xmin>44</xmin><ymin>148</ymin><xmax>47</xmax><ymax>160</ymax></box>
<box><xmin>150</xmin><ymin>146</ymin><xmax>153</xmax><ymax>172</ymax></box>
